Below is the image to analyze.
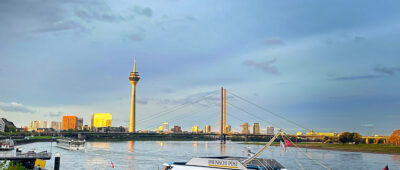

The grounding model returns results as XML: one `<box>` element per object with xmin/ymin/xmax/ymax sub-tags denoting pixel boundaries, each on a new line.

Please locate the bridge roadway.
<box><xmin>55</xmin><ymin>132</ymin><xmax>330</xmax><ymax>141</ymax></box>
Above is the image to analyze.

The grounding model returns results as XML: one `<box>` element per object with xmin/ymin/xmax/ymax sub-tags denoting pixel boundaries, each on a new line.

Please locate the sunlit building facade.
<box><xmin>41</xmin><ymin>121</ymin><xmax>47</xmax><ymax>128</ymax></box>
<box><xmin>205</xmin><ymin>125</ymin><xmax>211</xmax><ymax>133</ymax></box>
<box><xmin>266</xmin><ymin>126</ymin><xmax>274</xmax><ymax>135</ymax></box>
<box><xmin>241</xmin><ymin>123</ymin><xmax>250</xmax><ymax>134</ymax></box>
<box><xmin>171</xmin><ymin>125</ymin><xmax>182</xmax><ymax>133</ymax></box>
<box><xmin>62</xmin><ymin>116</ymin><xmax>77</xmax><ymax>130</ymax></box>
<box><xmin>225</xmin><ymin>125</ymin><xmax>231</xmax><ymax>134</ymax></box>
<box><xmin>50</xmin><ymin>121</ymin><xmax>62</xmax><ymax>131</ymax></box>
<box><xmin>30</xmin><ymin>120</ymin><xmax>40</xmax><ymax>131</ymax></box>
<box><xmin>77</xmin><ymin>118</ymin><xmax>83</xmax><ymax>130</ymax></box>
<box><xmin>162</xmin><ymin>122</ymin><xmax>169</xmax><ymax>133</ymax></box>
<box><xmin>192</xmin><ymin>125</ymin><xmax>199</xmax><ymax>133</ymax></box>
<box><xmin>253</xmin><ymin>123</ymin><xmax>260</xmax><ymax>135</ymax></box>
<box><xmin>91</xmin><ymin>113</ymin><xmax>112</xmax><ymax>128</ymax></box>
<box><xmin>306</xmin><ymin>129</ymin><xmax>337</xmax><ymax>136</ymax></box>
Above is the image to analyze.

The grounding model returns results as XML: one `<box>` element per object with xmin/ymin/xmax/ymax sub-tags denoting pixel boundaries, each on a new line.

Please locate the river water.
<box><xmin>3</xmin><ymin>141</ymin><xmax>400</xmax><ymax>169</ymax></box>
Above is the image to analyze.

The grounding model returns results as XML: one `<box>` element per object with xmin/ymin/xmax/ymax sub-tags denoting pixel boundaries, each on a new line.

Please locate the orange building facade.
<box><xmin>62</xmin><ymin>116</ymin><xmax>77</xmax><ymax>130</ymax></box>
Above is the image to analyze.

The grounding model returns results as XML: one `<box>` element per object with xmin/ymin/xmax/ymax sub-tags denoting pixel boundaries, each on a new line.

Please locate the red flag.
<box><xmin>383</xmin><ymin>164</ymin><xmax>389</xmax><ymax>170</ymax></box>
<box><xmin>284</xmin><ymin>139</ymin><xmax>293</xmax><ymax>147</ymax></box>
<box><xmin>111</xmin><ymin>161</ymin><xmax>115</xmax><ymax>168</ymax></box>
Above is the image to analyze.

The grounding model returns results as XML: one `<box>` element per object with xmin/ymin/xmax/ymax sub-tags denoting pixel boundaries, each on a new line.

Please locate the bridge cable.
<box><xmin>226</xmin><ymin>101</ymin><xmax>298</xmax><ymax>135</ymax></box>
<box><xmin>138</xmin><ymin>90</ymin><xmax>219</xmax><ymax>126</ymax></box>
<box><xmin>226</xmin><ymin>90</ymin><xmax>311</xmax><ymax>132</ymax></box>
<box><xmin>282</xmin><ymin>134</ymin><xmax>331</xmax><ymax>170</ymax></box>
<box><xmin>140</xmin><ymin>92</ymin><xmax>220</xmax><ymax>130</ymax></box>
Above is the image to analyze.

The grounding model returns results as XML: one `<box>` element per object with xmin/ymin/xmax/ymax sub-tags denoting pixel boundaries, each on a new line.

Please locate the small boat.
<box><xmin>163</xmin><ymin>131</ymin><xmax>286</xmax><ymax>170</ymax></box>
<box><xmin>56</xmin><ymin>138</ymin><xmax>85</xmax><ymax>150</ymax></box>
<box><xmin>0</xmin><ymin>139</ymin><xmax>15</xmax><ymax>151</ymax></box>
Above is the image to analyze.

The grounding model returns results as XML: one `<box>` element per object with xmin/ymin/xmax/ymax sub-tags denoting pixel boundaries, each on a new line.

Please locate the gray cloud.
<box><xmin>331</xmin><ymin>75</ymin><xmax>379</xmax><ymax>81</ymax></box>
<box><xmin>0</xmin><ymin>101</ymin><xmax>34</xmax><ymax>113</ymax></box>
<box><xmin>263</xmin><ymin>37</ymin><xmax>284</xmax><ymax>46</ymax></box>
<box><xmin>157</xmin><ymin>91</ymin><xmax>220</xmax><ymax>107</ymax></box>
<box><xmin>0</xmin><ymin>1</ymin><xmax>80</xmax><ymax>37</ymax></box>
<box><xmin>46</xmin><ymin>112</ymin><xmax>64</xmax><ymax>118</ymax></box>
<box><xmin>373</xmin><ymin>65</ymin><xmax>400</xmax><ymax>75</ymax></box>
<box><xmin>137</xmin><ymin>98</ymin><xmax>149</xmax><ymax>104</ymax></box>
<box><xmin>129</xmin><ymin>5</ymin><xmax>153</xmax><ymax>17</ymax></box>
<box><xmin>74</xmin><ymin>10</ymin><xmax>123</xmax><ymax>23</ymax></box>
<box><xmin>35</xmin><ymin>20</ymin><xmax>84</xmax><ymax>33</ymax></box>
<box><xmin>243</xmin><ymin>58</ymin><xmax>280</xmax><ymax>74</ymax></box>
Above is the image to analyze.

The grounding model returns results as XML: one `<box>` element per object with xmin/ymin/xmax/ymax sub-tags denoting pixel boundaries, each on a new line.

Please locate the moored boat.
<box><xmin>0</xmin><ymin>139</ymin><xmax>15</xmax><ymax>151</ymax></box>
<box><xmin>56</xmin><ymin>138</ymin><xmax>85</xmax><ymax>150</ymax></box>
<box><xmin>163</xmin><ymin>156</ymin><xmax>286</xmax><ymax>170</ymax></box>
<box><xmin>163</xmin><ymin>131</ymin><xmax>286</xmax><ymax>170</ymax></box>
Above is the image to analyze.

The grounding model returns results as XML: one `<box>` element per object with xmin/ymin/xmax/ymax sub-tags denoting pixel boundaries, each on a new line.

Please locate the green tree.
<box><xmin>352</xmin><ymin>133</ymin><xmax>362</xmax><ymax>144</ymax></box>
<box><xmin>339</xmin><ymin>132</ymin><xmax>351</xmax><ymax>144</ymax></box>
<box><xmin>0</xmin><ymin>160</ymin><xmax>27</xmax><ymax>170</ymax></box>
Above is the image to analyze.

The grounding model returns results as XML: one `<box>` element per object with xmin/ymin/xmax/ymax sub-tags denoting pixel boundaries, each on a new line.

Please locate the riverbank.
<box><xmin>242</xmin><ymin>142</ymin><xmax>400</xmax><ymax>155</ymax></box>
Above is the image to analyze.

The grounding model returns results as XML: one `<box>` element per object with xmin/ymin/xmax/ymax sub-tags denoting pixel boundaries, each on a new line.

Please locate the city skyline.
<box><xmin>0</xmin><ymin>1</ymin><xmax>399</xmax><ymax>135</ymax></box>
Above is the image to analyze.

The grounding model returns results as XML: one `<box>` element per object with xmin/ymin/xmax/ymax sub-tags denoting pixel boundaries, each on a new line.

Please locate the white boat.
<box><xmin>163</xmin><ymin>131</ymin><xmax>286</xmax><ymax>170</ymax></box>
<box><xmin>163</xmin><ymin>157</ymin><xmax>286</xmax><ymax>170</ymax></box>
<box><xmin>56</xmin><ymin>138</ymin><xmax>85</xmax><ymax>150</ymax></box>
<box><xmin>0</xmin><ymin>139</ymin><xmax>14</xmax><ymax>151</ymax></box>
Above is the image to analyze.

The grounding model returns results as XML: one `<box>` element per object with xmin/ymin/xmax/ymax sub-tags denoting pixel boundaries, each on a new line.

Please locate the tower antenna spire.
<box><xmin>133</xmin><ymin>56</ymin><xmax>136</xmax><ymax>72</ymax></box>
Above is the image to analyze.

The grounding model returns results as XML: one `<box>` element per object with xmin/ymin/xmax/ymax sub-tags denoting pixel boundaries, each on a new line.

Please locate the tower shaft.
<box><xmin>129</xmin><ymin>57</ymin><xmax>140</xmax><ymax>133</ymax></box>
<box><xmin>220</xmin><ymin>87</ymin><xmax>224</xmax><ymax>135</ymax></box>
<box><xmin>129</xmin><ymin>82</ymin><xmax>137</xmax><ymax>132</ymax></box>
<box><xmin>223</xmin><ymin>88</ymin><xmax>226</xmax><ymax>133</ymax></box>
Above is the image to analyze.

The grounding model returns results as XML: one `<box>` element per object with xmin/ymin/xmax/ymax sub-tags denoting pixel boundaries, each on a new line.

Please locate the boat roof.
<box><xmin>180</xmin><ymin>156</ymin><xmax>285</xmax><ymax>170</ymax></box>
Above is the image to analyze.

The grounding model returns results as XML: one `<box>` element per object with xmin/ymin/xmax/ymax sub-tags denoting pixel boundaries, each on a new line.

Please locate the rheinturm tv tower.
<box><xmin>129</xmin><ymin>57</ymin><xmax>140</xmax><ymax>133</ymax></box>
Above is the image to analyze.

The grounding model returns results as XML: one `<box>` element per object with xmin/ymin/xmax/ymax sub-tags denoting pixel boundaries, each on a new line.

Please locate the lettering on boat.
<box><xmin>208</xmin><ymin>159</ymin><xmax>238</xmax><ymax>168</ymax></box>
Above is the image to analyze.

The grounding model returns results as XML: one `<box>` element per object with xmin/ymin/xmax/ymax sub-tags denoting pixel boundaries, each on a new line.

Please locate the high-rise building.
<box><xmin>225</xmin><ymin>125</ymin><xmax>231</xmax><ymax>133</ymax></box>
<box><xmin>0</xmin><ymin>119</ymin><xmax>5</xmax><ymax>132</ymax></box>
<box><xmin>253</xmin><ymin>123</ymin><xmax>260</xmax><ymax>135</ymax></box>
<box><xmin>266</xmin><ymin>126</ymin><xmax>274</xmax><ymax>135</ymax></box>
<box><xmin>204</xmin><ymin>125</ymin><xmax>211</xmax><ymax>133</ymax></box>
<box><xmin>91</xmin><ymin>113</ymin><xmax>112</xmax><ymax>128</ymax></box>
<box><xmin>30</xmin><ymin>120</ymin><xmax>41</xmax><ymax>131</ymax></box>
<box><xmin>62</xmin><ymin>116</ymin><xmax>77</xmax><ymax>130</ymax></box>
<box><xmin>129</xmin><ymin>57</ymin><xmax>140</xmax><ymax>133</ymax></box>
<box><xmin>50</xmin><ymin>121</ymin><xmax>62</xmax><ymax>131</ymax></box>
<box><xmin>41</xmin><ymin>121</ymin><xmax>47</xmax><ymax>128</ymax></box>
<box><xmin>192</xmin><ymin>125</ymin><xmax>199</xmax><ymax>133</ymax></box>
<box><xmin>162</xmin><ymin>122</ymin><xmax>169</xmax><ymax>133</ymax></box>
<box><xmin>241</xmin><ymin>123</ymin><xmax>250</xmax><ymax>134</ymax></box>
<box><xmin>171</xmin><ymin>125</ymin><xmax>182</xmax><ymax>133</ymax></box>
<box><xmin>77</xmin><ymin>118</ymin><xmax>83</xmax><ymax>130</ymax></box>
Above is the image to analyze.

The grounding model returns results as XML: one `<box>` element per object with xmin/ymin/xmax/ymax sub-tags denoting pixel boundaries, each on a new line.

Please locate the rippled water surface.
<box><xmin>3</xmin><ymin>141</ymin><xmax>400</xmax><ymax>169</ymax></box>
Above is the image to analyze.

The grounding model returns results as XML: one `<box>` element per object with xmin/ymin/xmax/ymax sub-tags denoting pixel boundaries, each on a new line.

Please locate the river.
<box><xmin>3</xmin><ymin>141</ymin><xmax>400</xmax><ymax>169</ymax></box>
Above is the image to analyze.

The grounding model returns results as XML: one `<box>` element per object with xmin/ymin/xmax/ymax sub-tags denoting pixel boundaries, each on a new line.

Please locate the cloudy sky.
<box><xmin>0</xmin><ymin>0</ymin><xmax>399</xmax><ymax>135</ymax></box>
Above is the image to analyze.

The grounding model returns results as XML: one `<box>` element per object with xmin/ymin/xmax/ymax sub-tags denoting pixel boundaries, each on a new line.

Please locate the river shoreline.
<box><xmin>242</xmin><ymin>142</ymin><xmax>400</xmax><ymax>155</ymax></box>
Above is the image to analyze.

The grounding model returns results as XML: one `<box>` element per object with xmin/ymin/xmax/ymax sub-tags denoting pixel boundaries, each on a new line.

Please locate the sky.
<box><xmin>0</xmin><ymin>0</ymin><xmax>399</xmax><ymax>135</ymax></box>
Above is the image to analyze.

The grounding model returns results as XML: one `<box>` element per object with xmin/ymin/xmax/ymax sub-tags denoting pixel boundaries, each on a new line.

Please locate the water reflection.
<box><xmin>220</xmin><ymin>143</ymin><xmax>226</xmax><ymax>154</ymax></box>
<box><xmin>128</xmin><ymin>141</ymin><xmax>134</xmax><ymax>152</ymax></box>
<box><xmin>192</xmin><ymin>141</ymin><xmax>198</xmax><ymax>152</ymax></box>
<box><xmin>392</xmin><ymin>155</ymin><xmax>400</xmax><ymax>162</ymax></box>
<box><xmin>90</xmin><ymin>142</ymin><xmax>110</xmax><ymax>149</ymax></box>
<box><xmin>13</xmin><ymin>141</ymin><xmax>400</xmax><ymax>169</ymax></box>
